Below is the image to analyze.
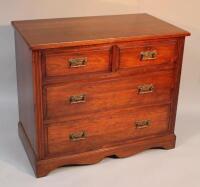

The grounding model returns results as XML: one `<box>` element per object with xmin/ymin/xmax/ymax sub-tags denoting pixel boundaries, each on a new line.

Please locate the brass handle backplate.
<box><xmin>138</xmin><ymin>84</ymin><xmax>154</xmax><ymax>94</ymax></box>
<box><xmin>68</xmin><ymin>57</ymin><xmax>87</xmax><ymax>67</ymax></box>
<box><xmin>135</xmin><ymin>120</ymin><xmax>151</xmax><ymax>129</ymax></box>
<box><xmin>140</xmin><ymin>50</ymin><xmax>157</xmax><ymax>61</ymax></box>
<box><xmin>70</xmin><ymin>94</ymin><xmax>86</xmax><ymax>104</ymax></box>
<box><xmin>69</xmin><ymin>131</ymin><xmax>87</xmax><ymax>141</ymax></box>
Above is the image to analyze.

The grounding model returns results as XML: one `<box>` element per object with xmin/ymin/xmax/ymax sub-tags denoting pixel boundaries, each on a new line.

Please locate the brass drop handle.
<box><xmin>70</xmin><ymin>94</ymin><xmax>86</xmax><ymax>104</ymax></box>
<box><xmin>138</xmin><ymin>84</ymin><xmax>154</xmax><ymax>94</ymax></box>
<box><xmin>68</xmin><ymin>57</ymin><xmax>87</xmax><ymax>67</ymax></box>
<box><xmin>140</xmin><ymin>50</ymin><xmax>157</xmax><ymax>61</ymax></box>
<box><xmin>69</xmin><ymin>131</ymin><xmax>87</xmax><ymax>141</ymax></box>
<box><xmin>135</xmin><ymin>120</ymin><xmax>151</xmax><ymax>129</ymax></box>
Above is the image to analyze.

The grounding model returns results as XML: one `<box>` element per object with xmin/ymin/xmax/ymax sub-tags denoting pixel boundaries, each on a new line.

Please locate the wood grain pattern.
<box><xmin>169</xmin><ymin>37</ymin><xmax>186</xmax><ymax>132</ymax></box>
<box><xmin>18</xmin><ymin>122</ymin><xmax>37</xmax><ymax>174</ymax></box>
<box><xmin>46</xmin><ymin>104</ymin><xmax>171</xmax><ymax>156</ymax></box>
<box><xmin>32</xmin><ymin>50</ymin><xmax>45</xmax><ymax>159</ymax></box>
<box><xmin>14</xmin><ymin>31</ymin><xmax>37</xmax><ymax>154</ymax></box>
<box><xmin>12</xmin><ymin>14</ymin><xmax>190</xmax><ymax>49</ymax></box>
<box><xmin>43</xmin><ymin>61</ymin><xmax>175</xmax><ymax>85</ymax></box>
<box><xmin>44</xmin><ymin>70</ymin><xmax>174</xmax><ymax>120</ymax></box>
<box><xmin>119</xmin><ymin>39</ymin><xmax>177</xmax><ymax>69</ymax></box>
<box><xmin>44</xmin><ymin>45</ymin><xmax>112</xmax><ymax>77</ymax></box>
<box><xmin>19</xmin><ymin>120</ymin><xmax>176</xmax><ymax>178</ymax></box>
<box><xmin>13</xmin><ymin>14</ymin><xmax>190</xmax><ymax>177</ymax></box>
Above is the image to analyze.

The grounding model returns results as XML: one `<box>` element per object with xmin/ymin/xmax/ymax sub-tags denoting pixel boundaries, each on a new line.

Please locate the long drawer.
<box><xmin>46</xmin><ymin>104</ymin><xmax>171</xmax><ymax>156</ymax></box>
<box><xmin>43</xmin><ymin>70</ymin><xmax>174</xmax><ymax>120</ymax></box>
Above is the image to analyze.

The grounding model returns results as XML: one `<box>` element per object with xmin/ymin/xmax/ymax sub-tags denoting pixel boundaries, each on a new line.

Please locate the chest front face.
<box><xmin>12</xmin><ymin>14</ymin><xmax>190</xmax><ymax>177</ymax></box>
<box><xmin>41</xmin><ymin>38</ymin><xmax>179</xmax><ymax>156</ymax></box>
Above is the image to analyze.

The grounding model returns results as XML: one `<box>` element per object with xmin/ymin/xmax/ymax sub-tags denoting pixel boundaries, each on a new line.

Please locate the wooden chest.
<box><xmin>12</xmin><ymin>14</ymin><xmax>190</xmax><ymax>177</ymax></box>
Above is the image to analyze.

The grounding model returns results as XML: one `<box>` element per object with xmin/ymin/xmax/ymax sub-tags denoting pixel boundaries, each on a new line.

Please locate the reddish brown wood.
<box><xmin>119</xmin><ymin>39</ymin><xmax>177</xmax><ymax>69</ymax></box>
<box><xmin>111</xmin><ymin>45</ymin><xmax>120</xmax><ymax>72</ymax></box>
<box><xmin>44</xmin><ymin>45</ymin><xmax>112</xmax><ymax>77</ymax></box>
<box><xmin>169</xmin><ymin>37</ymin><xmax>186</xmax><ymax>132</ymax></box>
<box><xmin>44</xmin><ymin>70</ymin><xmax>174</xmax><ymax>120</ymax></box>
<box><xmin>12</xmin><ymin>14</ymin><xmax>190</xmax><ymax>177</ymax></box>
<box><xmin>14</xmin><ymin>31</ymin><xmax>37</xmax><ymax>154</ymax></box>
<box><xmin>11</xmin><ymin>14</ymin><xmax>190</xmax><ymax>50</ymax></box>
<box><xmin>19</xmin><ymin>122</ymin><xmax>176</xmax><ymax>177</ymax></box>
<box><xmin>32</xmin><ymin>51</ymin><xmax>45</xmax><ymax>159</ymax></box>
<box><xmin>44</xmin><ymin>61</ymin><xmax>175</xmax><ymax>85</ymax></box>
<box><xmin>18</xmin><ymin>122</ymin><xmax>37</xmax><ymax>174</ymax></box>
<box><xmin>46</xmin><ymin>104</ymin><xmax>171</xmax><ymax>156</ymax></box>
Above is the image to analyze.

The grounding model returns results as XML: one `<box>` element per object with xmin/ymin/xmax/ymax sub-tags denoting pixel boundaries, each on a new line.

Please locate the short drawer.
<box><xmin>46</xmin><ymin>104</ymin><xmax>171</xmax><ymax>156</ymax></box>
<box><xmin>44</xmin><ymin>45</ymin><xmax>111</xmax><ymax>77</ymax></box>
<box><xmin>119</xmin><ymin>40</ymin><xmax>177</xmax><ymax>70</ymax></box>
<box><xmin>43</xmin><ymin>70</ymin><xmax>174</xmax><ymax>120</ymax></box>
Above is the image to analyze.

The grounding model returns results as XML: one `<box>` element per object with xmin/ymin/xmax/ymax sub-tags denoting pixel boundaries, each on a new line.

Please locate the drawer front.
<box><xmin>44</xmin><ymin>70</ymin><xmax>174</xmax><ymax>120</ymax></box>
<box><xmin>46</xmin><ymin>104</ymin><xmax>171</xmax><ymax>156</ymax></box>
<box><xmin>44</xmin><ymin>46</ymin><xmax>111</xmax><ymax>77</ymax></box>
<box><xmin>119</xmin><ymin>40</ymin><xmax>177</xmax><ymax>69</ymax></box>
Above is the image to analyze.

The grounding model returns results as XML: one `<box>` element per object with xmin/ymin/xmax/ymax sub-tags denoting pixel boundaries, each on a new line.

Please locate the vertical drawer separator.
<box><xmin>111</xmin><ymin>45</ymin><xmax>120</xmax><ymax>72</ymax></box>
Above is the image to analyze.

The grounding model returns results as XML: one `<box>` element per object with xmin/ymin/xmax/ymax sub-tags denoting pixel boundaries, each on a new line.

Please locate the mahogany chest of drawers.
<box><xmin>12</xmin><ymin>14</ymin><xmax>190</xmax><ymax>177</ymax></box>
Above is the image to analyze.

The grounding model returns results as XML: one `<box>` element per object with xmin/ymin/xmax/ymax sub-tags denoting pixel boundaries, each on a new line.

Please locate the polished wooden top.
<box><xmin>12</xmin><ymin>14</ymin><xmax>190</xmax><ymax>49</ymax></box>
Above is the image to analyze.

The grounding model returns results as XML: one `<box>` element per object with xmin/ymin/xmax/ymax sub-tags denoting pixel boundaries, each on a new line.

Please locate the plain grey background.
<box><xmin>0</xmin><ymin>0</ymin><xmax>200</xmax><ymax>186</ymax></box>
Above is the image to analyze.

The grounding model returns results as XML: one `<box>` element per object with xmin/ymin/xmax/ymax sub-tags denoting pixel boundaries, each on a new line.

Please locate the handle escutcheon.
<box><xmin>135</xmin><ymin>120</ymin><xmax>151</xmax><ymax>129</ymax></box>
<box><xmin>69</xmin><ymin>131</ymin><xmax>87</xmax><ymax>141</ymax></box>
<box><xmin>140</xmin><ymin>50</ymin><xmax>157</xmax><ymax>61</ymax></box>
<box><xmin>69</xmin><ymin>94</ymin><xmax>86</xmax><ymax>104</ymax></box>
<box><xmin>68</xmin><ymin>57</ymin><xmax>87</xmax><ymax>68</ymax></box>
<box><xmin>138</xmin><ymin>84</ymin><xmax>154</xmax><ymax>94</ymax></box>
